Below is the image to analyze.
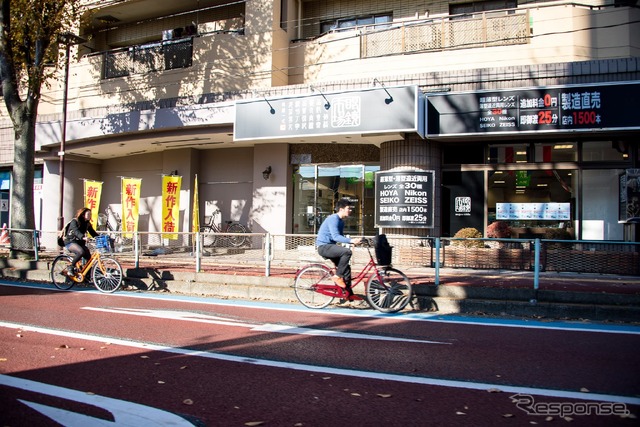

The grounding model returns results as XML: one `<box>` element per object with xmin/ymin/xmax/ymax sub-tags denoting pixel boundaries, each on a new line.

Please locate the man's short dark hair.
<box><xmin>335</xmin><ymin>198</ymin><xmax>352</xmax><ymax>211</ymax></box>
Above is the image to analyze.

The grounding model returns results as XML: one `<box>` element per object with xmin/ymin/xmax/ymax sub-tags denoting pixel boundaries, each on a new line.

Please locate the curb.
<box><xmin>1</xmin><ymin>260</ymin><xmax>639</xmax><ymax>323</ymax></box>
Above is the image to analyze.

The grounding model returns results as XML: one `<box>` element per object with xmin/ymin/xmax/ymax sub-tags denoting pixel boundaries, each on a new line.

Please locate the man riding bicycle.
<box><xmin>316</xmin><ymin>198</ymin><xmax>364</xmax><ymax>298</ymax></box>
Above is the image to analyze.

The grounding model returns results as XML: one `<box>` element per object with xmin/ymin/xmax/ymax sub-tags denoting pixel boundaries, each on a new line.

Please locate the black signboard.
<box><xmin>426</xmin><ymin>81</ymin><xmax>640</xmax><ymax>136</ymax></box>
<box><xmin>375</xmin><ymin>170</ymin><xmax>434</xmax><ymax>228</ymax></box>
<box><xmin>235</xmin><ymin>86</ymin><xmax>424</xmax><ymax>140</ymax></box>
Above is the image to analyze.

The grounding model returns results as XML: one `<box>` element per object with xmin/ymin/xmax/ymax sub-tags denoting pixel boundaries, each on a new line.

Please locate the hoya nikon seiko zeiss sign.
<box><xmin>426</xmin><ymin>81</ymin><xmax>640</xmax><ymax>136</ymax></box>
<box><xmin>375</xmin><ymin>171</ymin><xmax>434</xmax><ymax>228</ymax></box>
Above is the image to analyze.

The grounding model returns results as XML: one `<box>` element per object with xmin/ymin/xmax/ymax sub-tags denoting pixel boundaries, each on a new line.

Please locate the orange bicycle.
<box><xmin>293</xmin><ymin>238</ymin><xmax>412</xmax><ymax>313</ymax></box>
<box><xmin>51</xmin><ymin>235</ymin><xmax>124</xmax><ymax>293</ymax></box>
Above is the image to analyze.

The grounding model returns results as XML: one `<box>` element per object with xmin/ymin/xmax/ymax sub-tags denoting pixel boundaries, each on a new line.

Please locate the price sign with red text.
<box><xmin>426</xmin><ymin>82</ymin><xmax>639</xmax><ymax>136</ymax></box>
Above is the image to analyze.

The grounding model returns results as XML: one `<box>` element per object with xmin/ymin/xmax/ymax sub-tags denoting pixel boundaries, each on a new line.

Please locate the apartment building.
<box><xmin>1</xmin><ymin>0</ymin><xmax>638</xmax><ymax>244</ymax></box>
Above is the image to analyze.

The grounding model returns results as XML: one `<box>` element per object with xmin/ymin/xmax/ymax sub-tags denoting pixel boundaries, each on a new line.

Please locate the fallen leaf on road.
<box><xmin>140</xmin><ymin>355</ymin><xmax>150</xmax><ymax>359</ymax></box>
<box><xmin>59</xmin><ymin>344</ymin><xmax>69</xmax><ymax>349</ymax></box>
<box><xmin>456</xmin><ymin>411</ymin><xmax>466</xmax><ymax>415</ymax></box>
<box><xmin>244</xmin><ymin>422</ymin><xmax>264</xmax><ymax>426</ymax></box>
<box><xmin>580</xmin><ymin>387</ymin><xmax>589</xmax><ymax>392</ymax></box>
<box><xmin>377</xmin><ymin>394</ymin><xmax>392</xmax><ymax>398</ymax></box>
<box><xmin>563</xmin><ymin>416</ymin><xmax>574</xmax><ymax>422</ymax></box>
<box><xmin>350</xmin><ymin>393</ymin><xmax>361</xmax><ymax>397</ymax></box>
<box><xmin>183</xmin><ymin>399</ymin><xmax>193</xmax><ymax>405</ymax></box>
<box><xmin>16</xmin><ymin>334</ymin><xmax>22</xmax><ymax>338</ymax></box>
<box><xmin>158</xmin><ymin>381</ymin><xmax>165</xmax><ymax>384</ymax></box>
<box><xmin>487</xmin><ymin>388</ymin><xmax>502</xmax><ymax>393</ymax></box>
<box><xmin>502</xmin><ymin>414</ymin><xmax>514</xmax><ymax>418</ymax></box>
<box><xmin>0</xmin><ymin>358</ymin><xmax>7</xmax><ymax>362</ymax></box>
<box><xmin>180</xmin><ymin>366</ymin><xmax>188</xmax><ymax>370</ymax></box>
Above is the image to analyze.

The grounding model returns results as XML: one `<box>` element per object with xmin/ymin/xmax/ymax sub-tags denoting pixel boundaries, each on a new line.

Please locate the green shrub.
<box><xmin>452</xmin><ymin>227</ymin><xmax>484</xmax><ymax>247</ymax></box>
<box><xmin>544</xmin><ymin>228</ymin><xmax>572</xmax><ymax>240</ymax></box>
<box><xmin>486</xmin><ymin>221</ymin><xmax>512</xmax><ymax>238</ymax></box>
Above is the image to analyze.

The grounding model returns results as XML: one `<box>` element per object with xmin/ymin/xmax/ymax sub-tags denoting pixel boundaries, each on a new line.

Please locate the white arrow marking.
<box><xmin>82</xmin><ymin>307</ymin><xmax>450</xmax><ymax>345</ymax></box>
<box><xmin>0</xmin><ymin>375</ymin><xmax>196</xmax><ymax>426</ymax></box>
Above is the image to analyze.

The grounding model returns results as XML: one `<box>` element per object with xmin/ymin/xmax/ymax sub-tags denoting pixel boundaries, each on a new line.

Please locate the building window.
<box><xmin>450</xmin><ymin>0</ymin><xmax>517</xmax><ymax>18</ymax></box>
<box><xmin>320</xmin><ymin>13</ymin><xmax>392</xmax><ymax>34</ymax></box>
<box><xmin>582</xmin><ymin>141</ymin><xmax>630</xmax><ymax>162</ymax></box>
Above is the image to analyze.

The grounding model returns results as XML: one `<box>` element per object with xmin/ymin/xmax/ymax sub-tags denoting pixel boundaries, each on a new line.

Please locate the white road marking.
<box><xmin>1</xmin><ymin>321</ymin><xmax>638</xmax><ymax>406</ymax></box>
<box><xmin>0</xmin><ymin>375</ymin><xmax>197</xmax><ymax>426</ymax></box>
<box><xmin>81</xmin><ymin>306</ymin><xmax>450</xmax><ymax>345</ymax></box>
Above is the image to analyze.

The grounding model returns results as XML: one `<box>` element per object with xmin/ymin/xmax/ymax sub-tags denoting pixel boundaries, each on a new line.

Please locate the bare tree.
<box><xmin>0</xmin><ymin>0</ymin><xmax>79</xmax><ymax>257</ymax></box>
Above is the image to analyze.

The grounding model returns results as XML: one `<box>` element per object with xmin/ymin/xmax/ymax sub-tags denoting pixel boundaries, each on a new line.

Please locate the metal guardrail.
<box><xmin>2</xmin><ymin>228</ymin><xmax>639</xmax><ymax>287</ymax></box>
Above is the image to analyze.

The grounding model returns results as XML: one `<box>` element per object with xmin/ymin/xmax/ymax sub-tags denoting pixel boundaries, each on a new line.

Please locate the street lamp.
<box><xmin>57</xmin><ymin>32</ymin><xmax>86</xmax><ymax>231</ymax></box>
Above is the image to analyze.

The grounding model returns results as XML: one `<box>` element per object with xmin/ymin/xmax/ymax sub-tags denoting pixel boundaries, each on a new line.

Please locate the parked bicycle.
<box><xmin>98</xmin><ymin>206</ymin><xmax>132</xmax><ymax>248</ymax></box>
<box><xmin>293</xmin><ymin>238</ymin><xmax>412</xmax><ymax>313</ymax></box>
<box><xmin>200</xmin><ymin>209</ymin><xmax>249</xmax><ymax>247</ymax></box>
<box><xmin>51</xmin><ymin>235</ymin><xmax>124</xmax><ymax>293</ymax></box>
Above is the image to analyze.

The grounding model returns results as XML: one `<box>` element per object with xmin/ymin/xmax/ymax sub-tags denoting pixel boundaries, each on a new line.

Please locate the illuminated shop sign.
<box><xmin>375</xmin><ymin>170</ymin><xmax>434</xmax><ymax>228</ymax></box>
<box><xmin>426</xmin><ymin>81</ymin><xmax>640</xmax><ymax>136</ymax></box>
<box><xmin>234</xmin><ymin>85</ymin><xmax>424</xmax><ymax>140</ymax></box>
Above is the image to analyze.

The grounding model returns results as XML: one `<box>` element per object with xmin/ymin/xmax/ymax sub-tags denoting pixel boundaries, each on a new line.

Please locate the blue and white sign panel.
<box><xmin>496</xmin><ymin>202</ymin><xmax>571</xmax><ymax>220</ymax></box>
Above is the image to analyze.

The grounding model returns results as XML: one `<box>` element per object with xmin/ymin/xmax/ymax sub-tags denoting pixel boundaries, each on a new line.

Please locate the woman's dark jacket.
<box><xmin>64</xmin><ymin>218</ymin><xmax>98</xmax><ymax>245</ymax></box>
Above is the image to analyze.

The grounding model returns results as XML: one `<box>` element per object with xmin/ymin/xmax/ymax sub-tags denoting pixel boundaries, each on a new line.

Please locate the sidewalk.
<box><xmin>1</xmin><ymin>256</ymin><xmax>639</xmax><ymax>323</ymax></box>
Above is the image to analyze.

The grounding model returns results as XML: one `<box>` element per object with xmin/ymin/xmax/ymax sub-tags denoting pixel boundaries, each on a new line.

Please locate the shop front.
<box><xmin>429</xmin><ymin>81</ymin><xmax>639</xmax><ymax>241</ymax></box>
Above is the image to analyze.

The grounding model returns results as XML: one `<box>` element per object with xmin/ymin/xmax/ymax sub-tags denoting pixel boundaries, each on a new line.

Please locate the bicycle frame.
<box><xmin>68</xmin><ymin>251</ymin><xmax>106</xmax><ymax>283</ymax></box>
<box><xmin>311</xmin><ymin>247</ymin><xmax>386</xmax><ymax>299</ymax></box>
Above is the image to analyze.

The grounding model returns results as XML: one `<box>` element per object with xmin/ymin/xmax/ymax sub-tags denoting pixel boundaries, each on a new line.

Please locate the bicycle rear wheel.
<box><xmin>91</xmin><ymin>257</ymin><xmax>123</xmax><ymax>293</ymax></box>
<box><xmin>201</xmin><ymin>226</ymin><xmax>217</xmax><ymax>247</ymax></box>
<box><xmin>227</xmin><ymin>223</ymin><xmax>248</xmax><ymax>247</ymax></box>
<box><xmin>366</xmin><ymin>268</ymin><xmax>412</xmax><ymax>313</ymax></box>
<box><xmin>51</xmin><ymin>255</ymin><xmax>75</xmax><ymax>290</ymax></box>
<box><xmin>294</xmin><ymin>265</ymin><xmax>335</xmax><ymax>309</ymax></box>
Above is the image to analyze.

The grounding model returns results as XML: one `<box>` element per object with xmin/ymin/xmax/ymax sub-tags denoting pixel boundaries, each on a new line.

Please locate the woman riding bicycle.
<box><xmin>62</xmin><ymin>207</ymin><xmax>99</xmax><ymax>276</ymax></box>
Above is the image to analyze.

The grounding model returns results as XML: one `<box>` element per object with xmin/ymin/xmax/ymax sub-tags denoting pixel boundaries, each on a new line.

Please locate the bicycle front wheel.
<box><xmin>91</xmin><ymin>257</ymin><xmax>123</xmax><ymax>293</ymax></box>
<box><xmin>51</xmin><ymin>255</ymin><xmax>75</xmax><ymax>290</ymax></box>
<box><xmin>227</xmin><ymin>223</ymin><xmax>248</xmax><ymax>247</ymax></box>
<box><xmin>294</xmin><ymin>265</ymin><xmax>335</xmax><ymax>309</ymax></box>
<box><xmin>366</xmin><ymin>268</ymin><xmax>412</xmax><ymax>313</ymax></box>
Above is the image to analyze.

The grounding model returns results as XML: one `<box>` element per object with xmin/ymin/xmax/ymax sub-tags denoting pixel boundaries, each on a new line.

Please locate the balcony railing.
<box><xmin>103</xmin><ymin>37</ymin><xmax>193</xmax><ymax>79</ymax></box>
<box><xmin>361</xmin><ymin>10</ymin><xmax>530</xmax><ymax>58</ymax></box>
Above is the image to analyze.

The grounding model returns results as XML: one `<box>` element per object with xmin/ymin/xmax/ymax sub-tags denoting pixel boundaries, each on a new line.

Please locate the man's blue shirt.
<box><xmin>316</xmin><ymin>213</ymin><xmax>351</xmax><ymax>246</ymax></box>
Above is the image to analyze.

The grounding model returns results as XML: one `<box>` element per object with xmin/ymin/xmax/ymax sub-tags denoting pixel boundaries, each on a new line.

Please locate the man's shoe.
<box><xmin>331</xmin><ymin>275</ymin><xmax>347</xmax><ymax>289</ymax></box>
<box><xmin>62</xmin><ymin>266</ymin><xmax>76</xmax><ymax>277</ymax></box>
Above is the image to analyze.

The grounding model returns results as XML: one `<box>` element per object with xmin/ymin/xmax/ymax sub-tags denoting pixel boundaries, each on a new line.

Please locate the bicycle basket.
<box><xmin>373</xmin><ymin>234</ymin><xmax>393</xmax><ymax>266</ymax></box>
<box><xmin>95</xmin><ymin>234</ymin><xmax>112</xmax><ymax>253</ymax></box>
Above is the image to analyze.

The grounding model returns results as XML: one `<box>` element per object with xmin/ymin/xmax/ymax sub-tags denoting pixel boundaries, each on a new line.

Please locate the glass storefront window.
<box><xmin>487</xmin><ymin>144</ymin><xmax>529</xmax><ymax>164</ymax></box>
<box><xmin>292</xmin><ymin>164</ymin><xmax>380</xmax><ymax>235</ymax></box>
<box><xmin>488</xmin><ymin>169</ymin><xmax>576</xmax><ymax>238</ymax></box>
<box><xmin>583</xmin><ymin>141</ymin><xmax>630</xmax><ymax>161</ymax></box>
<box><xmin>534</xmin><ymin>143</ymin><xmax>577</xmax><ymax>162</ymax></box>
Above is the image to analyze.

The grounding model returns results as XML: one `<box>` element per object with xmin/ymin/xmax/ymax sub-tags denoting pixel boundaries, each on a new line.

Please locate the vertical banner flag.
<box><xmin>121</xmin><ymin>178</ymin><xmax>142</xmax><ymax>238</ymax></box>
<box><xmin>83</xmin><ymin>180</ymin><xmax>103</xmax><ymax>226</ymax></box>
<box><xmin>192</xmin><ymin>174</ymin><xmax>200</xmax><ymax>233</ymax></box>
<box><xmin>162</xmin><ymin>175</ymin><xmax>182</xmax><ymax>239</ymax></box>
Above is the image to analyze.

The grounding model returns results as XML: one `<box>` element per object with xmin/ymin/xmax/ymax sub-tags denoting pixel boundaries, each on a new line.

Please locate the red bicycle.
<box><xmin>293</xmin><ymin>239</ymin><xmax>412</xmax><ymax>313</ymax></box>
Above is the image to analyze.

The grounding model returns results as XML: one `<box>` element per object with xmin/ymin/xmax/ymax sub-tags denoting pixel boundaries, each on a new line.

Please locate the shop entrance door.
<box><xmin>292</xmin><ymin>164</ymin><xmax>379</xmax><ymax>235</ymax></box>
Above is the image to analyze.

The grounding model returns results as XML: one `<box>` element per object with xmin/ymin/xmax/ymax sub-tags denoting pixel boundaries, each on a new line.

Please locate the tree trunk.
<box><xmin>9</xmin><ymin>115</ymin><xmax>36</xmax><ymax>259</ymax></box>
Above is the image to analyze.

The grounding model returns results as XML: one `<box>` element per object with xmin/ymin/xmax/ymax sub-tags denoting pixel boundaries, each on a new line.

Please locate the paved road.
<box><xmin>0</xmin><ymin>280</ymin><xmax>639</xmax><ymax>426</ymax></box>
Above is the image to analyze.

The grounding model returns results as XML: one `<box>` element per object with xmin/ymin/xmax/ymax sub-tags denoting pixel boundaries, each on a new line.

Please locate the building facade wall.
<box><xmin>0</xmin><ymin>0</ymin><xmax>637</xmax><ymax>243</ymax></box>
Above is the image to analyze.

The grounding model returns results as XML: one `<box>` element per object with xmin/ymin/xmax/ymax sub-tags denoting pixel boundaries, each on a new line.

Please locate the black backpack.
<box><xmin>374</xmin><ymin>234</ymin><xmax>392</xmax><ymax>266</ymax></box>
<box><xmin>57</xmin><ymin>220</ymin><xmax>73</xmax><ymax>247</ymax></box>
